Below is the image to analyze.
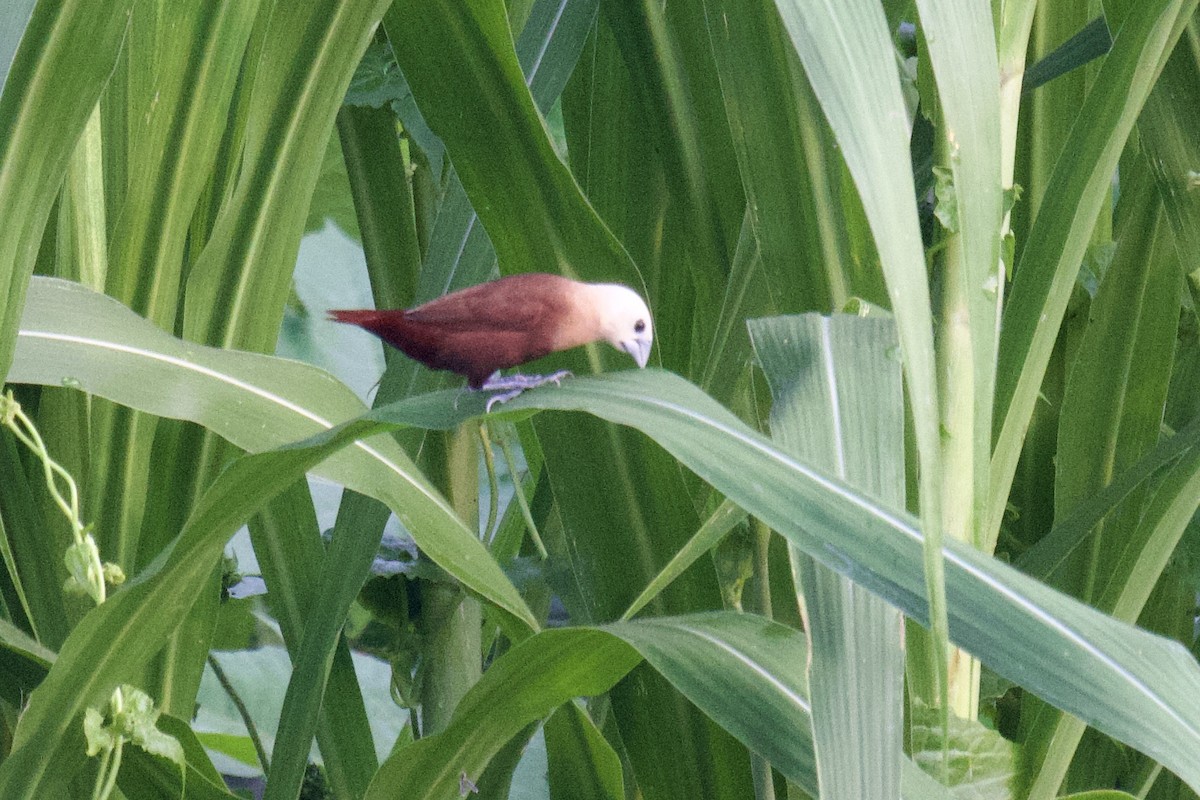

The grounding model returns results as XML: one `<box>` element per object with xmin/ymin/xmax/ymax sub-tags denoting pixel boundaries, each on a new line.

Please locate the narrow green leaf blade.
<box><xmin>0</xmin><ymin>0</ymin><xmax>135</xmax><ymax>377</ymax></box>
<box><xmin>991</xmin><ymin>0</ymin><xmax>1195</xmax><ymax>538</ymax></box>
<box><xmin>750</xmin><ymin>314</ymin><xmax>906</xmax><ymax>800</ymax></box>
<box><xmin>364</xmin><ymin>628</ymin><xmax>642</xmax><ymax>800</ymax></box>
<box><xmin>251</xmin><ymin>483</ymin><xmax>378</xmax><ymax>800</ymax></box>
<box><xmin>183</xmin><ymin>0</ymin><xmax>392</xmax><ymax>353</ymax></box>
<box><xmin>0</xmin><ymin>416</ymin><xmax>386</xmax><ymax>797</ymax></box>
<box><xmin>544</xmin><ymin>702</ymin><xmax>625</xmax><ymax>800</ymax></box>
<box><xmin>387</xmin><ymin>0</ymin><xmax>642</xmax><ymax>291</ymax></box>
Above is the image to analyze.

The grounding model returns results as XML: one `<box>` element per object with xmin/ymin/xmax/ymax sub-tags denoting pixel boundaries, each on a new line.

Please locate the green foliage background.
<box><xmin>3</xmin><ymin>1</ymin><xmax>1200</xmax><ymax>799</ymax></box>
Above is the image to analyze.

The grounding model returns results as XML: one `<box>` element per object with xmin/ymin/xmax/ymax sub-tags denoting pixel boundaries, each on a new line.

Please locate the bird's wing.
<box><xmin>405</xmin><ymin>274</ymin><xmax>571</xmax><ymax>332</ymax></box>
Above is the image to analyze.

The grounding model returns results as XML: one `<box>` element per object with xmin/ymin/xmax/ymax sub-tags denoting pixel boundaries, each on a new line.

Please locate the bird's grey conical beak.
<box><xmin>623</xmin><ymin>338</ymin><xmax>651</xmax><ymax>368</ymax></box>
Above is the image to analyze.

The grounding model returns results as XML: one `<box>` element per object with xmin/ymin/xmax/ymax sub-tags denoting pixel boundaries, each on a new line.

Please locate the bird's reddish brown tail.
<box><xmin>328</xmin><ymin>309</ymin><xmax>386</xmax><ymax>326</ymax></box>
<box><xmin>328</xmin><ymin>309</ymin><xmax>431</xmax><ymax>364</ymax></box>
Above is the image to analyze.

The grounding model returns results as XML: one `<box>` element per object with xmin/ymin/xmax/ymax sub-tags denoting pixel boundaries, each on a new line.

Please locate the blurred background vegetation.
<box><xmin>3</xmin><ymin>1</ymin><xmax>1200</xmax><ymax>799</ymax></box>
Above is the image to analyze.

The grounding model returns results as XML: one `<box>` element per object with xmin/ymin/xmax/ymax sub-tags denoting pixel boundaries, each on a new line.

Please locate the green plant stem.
<box><xmin>478</xmin><ymin>422</ymin><xmax>500</xmax><ymax>541</ymax></box>
<box><xmin>748</xmin><ymin>519</ymin><xmax>775</xmax><ymax>800</ymax></box>
<box><xmin>208</xmin><ymin>654</ymin><xmax>271</xmax><ymax>774</ymax></box>
<box><xmin>418</xmin><ymin>424</ymin><xmax>483</xmax><ymax>736</ymax></box>
<box><xmin>1</xmin><ymin>392</ymin><xmax>82</xmax><ymax>535</ymax></box>
<box><xmin>936</xmin><ymin>228</ymin><xmax>981</xmax><ymax>720</ymax></box>
<box><xmin>417</xmin><ymin>583</ymin><xmax>482</xmax><ymax>736</ymax></box>
<box><xmin>91</xmin><ymin>739</ymin><xmax>122</xmax><ymax>800</ymax></box>
<box><xmin>495</xmin><ymin>423</ymin><xmax>547</xmax><ymax>559</ymax></box>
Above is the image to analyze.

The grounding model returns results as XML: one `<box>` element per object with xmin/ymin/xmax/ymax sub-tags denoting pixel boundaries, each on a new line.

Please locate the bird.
<box><xmin>329</xmin><ymin>273</ymin><xmax>654</xmax><ymax>411</ymax></box>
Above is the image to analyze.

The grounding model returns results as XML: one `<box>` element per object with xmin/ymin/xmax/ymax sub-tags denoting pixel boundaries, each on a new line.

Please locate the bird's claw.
<box><xmin>485</xmin><ymin>389</ymin><xmax>523</xmax><ymax>413</ymax></box>
<box><xmin>481</xmin><ymin>370</ymin><xmax>572</xmax><ymax>413</ymax></box>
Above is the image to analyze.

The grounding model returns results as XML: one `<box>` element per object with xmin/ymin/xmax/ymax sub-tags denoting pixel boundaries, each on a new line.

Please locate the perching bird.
<box><xmin>329</xmin><ymin>273</ymin><xmax>653</xmax><ymax>410</ymax></box>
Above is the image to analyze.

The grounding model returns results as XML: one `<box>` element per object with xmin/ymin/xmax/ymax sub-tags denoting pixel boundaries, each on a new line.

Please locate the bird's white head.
<box><xmin>592</xmin><ymin>283</ymin><xmax>654</xmax><ymax>368</ymax></box>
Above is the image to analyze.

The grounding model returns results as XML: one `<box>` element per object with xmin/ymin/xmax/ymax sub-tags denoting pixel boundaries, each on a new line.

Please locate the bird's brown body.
<box><xmin>329</xmin><ymin>273</ymin><xmax>652</xmax><ymax>389</ymax></box>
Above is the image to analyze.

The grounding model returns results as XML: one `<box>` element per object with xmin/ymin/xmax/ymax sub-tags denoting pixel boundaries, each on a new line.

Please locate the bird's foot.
<box><xmin>481</xmin><ymin>370</ymin><xmax>572</xmax><ymax>412</ymax></box>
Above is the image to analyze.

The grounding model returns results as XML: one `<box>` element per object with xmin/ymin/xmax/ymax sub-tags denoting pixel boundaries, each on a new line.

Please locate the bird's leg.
<box><xmin>480</xmin><ymin>370</ymin><xmax>572</xmax><ymax>412</ymax></box>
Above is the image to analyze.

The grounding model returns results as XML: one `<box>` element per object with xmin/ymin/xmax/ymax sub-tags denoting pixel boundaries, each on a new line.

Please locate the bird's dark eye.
<box><xmin>634</xmin><ymin>320</ymin><xmax>646</xmax><ymax>333</ymax></box>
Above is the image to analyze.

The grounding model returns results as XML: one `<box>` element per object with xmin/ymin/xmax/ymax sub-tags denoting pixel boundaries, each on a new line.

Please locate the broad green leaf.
<box><xmin>600</xmin><ymin>0</ymin><xmax>741</xmax><ymax>351</ymax></box>
<box><xmin>604</xmin><ymin>614</ymin><xmax>949</xmax><ymax>799</ymax></box>
<box><xmin>771</xmin><ymin>0</ymin><xmax>948</xmax><ymax>711</ymax></box>
<box><xmin>1137</xmin><ymin>16</ymin><xmax>1200</xmax><ymax>309</ymax></box>
<box><xmin>364</xmin><ymin>612</ymin><xmax>947</xmax><ymax>800</ymax></box>
<box><xmin>11</xmin><ymin>277</ymin><xmax>536</xmax><ymax>632</ymax></box>
<box><xmin>544</xmin><ymin>702</ymin><xmax>625</xmax><ymax>800</ymax></box>
<box><xmin>386</xmin><ymin>0</ymin><xmax>643</xmax><ymax>293</ymax></box>
<box><xmin>1054</xmin><ymin>163</ymin><xmax>1179</xmax><ymax>605</ymax></box>
<box><xmin>90</xmin><ymin>366</ymin><xmax>1187</xmax><ymax>794</ymax></box>
<box><xmin>364</xmin><ymin>628</ymin><xmax>642</xmax><ymax>800</ymax></box>
<box><xmin>751</xmin><ymin>314</ymin><xmax>905</xmax><ymax>800</ymax></box>
<box><xmin>703</xmin><ymin>0</ymin><xmax>845</xmax><ymax>310</ymax></box>
<box><xmin>0</xmin><ymin>0</ymin><xmax>135</xmax><ymax>378</ymax></box>
<box><xmin>367</xmin><ymin>370</ymin><xmax>1200</xmax><ymax>794</ymax></box>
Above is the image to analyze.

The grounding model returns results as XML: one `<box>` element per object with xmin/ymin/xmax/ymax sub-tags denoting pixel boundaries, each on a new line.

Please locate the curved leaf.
<box><xmin>10</xmin><ymin>276</ymin><xmax>536</xmax><ymax>632</ymax></box>
<box><xmin>364</xmin><ymin>613</ymin><xmax>949</xmax><ymax>800</ymax></box>
<box><xmin>364</xmin><ymin>628</ymin><xmax>641</xmax><ymax>800</ymax></box>
<box><xmin>15</xmin><ymin>281</ymin><xmax>1200</xmax><ymax>793</ymax></box>
<box><xmin>364</xmin><ymin>370</ymin><xmax>1200</xmax><ymax>794</ymax></box>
